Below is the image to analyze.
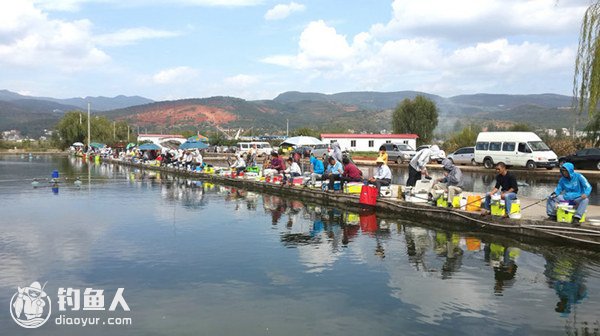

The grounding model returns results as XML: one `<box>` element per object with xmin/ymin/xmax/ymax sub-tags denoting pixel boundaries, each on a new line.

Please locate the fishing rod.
<box><xmin>520</xmin><ymin>197</ymin><xmax>549</xmax><ymax>211</ymax></box>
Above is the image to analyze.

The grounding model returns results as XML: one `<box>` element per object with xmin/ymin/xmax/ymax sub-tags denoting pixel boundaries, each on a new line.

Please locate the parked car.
<box><xmin>559</xmin><ymin>148</ymin><xmax>600</xmax><ymax>170</ymax></box>
<box><xmin>236</xmin><ymin>141</ymin><xmax>273</xmax><ymax>156</ymax></box>
<box><xmin>381</xmin><ymin>143</ymin><xmax>417</xmax><ymax>163</ymax></box>
<box><xmin>447</xmin><ymin>147</ymin><xmax>476</xmax><ymax>165</ymax></box>
<box><xmin>416</xmin><ymin>145</ymin><xmax>446</xmax><ymax>163</ymax></box>
<box><xmin>474</xmin><ymin>132</ymin><xmax>557</xmax><ymax>169</ymax></box>
<box><xmin>311</xmin><ymin>143</ymin><xmax>331</xmax><ymax>159</ymax></box>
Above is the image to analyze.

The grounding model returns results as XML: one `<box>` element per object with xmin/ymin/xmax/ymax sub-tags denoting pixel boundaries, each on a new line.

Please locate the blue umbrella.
<box><xmin>179</xmin><ymin>141</ymin><xmax>209</xmax><ymax>150</ymax></box>
<box><xmin>138</xmin><ymin>143</ymin><xmax>162</xmax><ymax>150</ymax></box>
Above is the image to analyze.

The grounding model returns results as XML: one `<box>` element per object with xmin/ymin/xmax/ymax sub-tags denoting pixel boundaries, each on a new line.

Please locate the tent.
<box><xmin>187</xmin><ymin>135</ymin><xmax>209</xmax><ymax>142</ymax></box>
<box><xmin>72</xmin><ymin>142</ymin><xmax>84</xmax><ymax>147</ymax></box>
<box><xmin>89</xmin><ymin>142</ymin><xmax>105</xmax><ymax>149</ymax></box>
<box><xmin>280</xmin><ymin>136</ymin><xmax>323</xmax><ymax>147</ymax></box>
<box><xmin>138</xmin><ymin>143</ymin><xmax>162</xmax><ymax>151</ymax></box>
<box><xmin>180</xmin><ymin>141</ymin><xmax>209</xmax><ymax>150</ymax></box>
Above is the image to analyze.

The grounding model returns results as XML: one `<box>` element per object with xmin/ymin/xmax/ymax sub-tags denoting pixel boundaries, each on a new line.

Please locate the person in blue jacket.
<box><xmin>307</xmin><ymin>153</ymin><xmax>325</xmax><ymax>186</ymax></box>
<box><xmin>546</xmin><ymin>162</ymin><xmax>592</xmax><ymax>223</ymax></box>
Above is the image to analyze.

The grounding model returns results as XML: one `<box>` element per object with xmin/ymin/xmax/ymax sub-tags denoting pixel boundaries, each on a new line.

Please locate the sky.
<box><xmin>0</xmin><ymin>0</ymin><xmax>593</xmax><ymax>101</ymax></box>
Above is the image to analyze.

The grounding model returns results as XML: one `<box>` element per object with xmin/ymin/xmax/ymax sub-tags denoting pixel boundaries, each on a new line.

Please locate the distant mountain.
<box><xmin>274</xmin><ymin>90</ymin><xmax>442</xmax><ymax>110</ymax></box>
<box><xmin>0</xmin><ymin>100</ymin><xmax>64</xmax><ymax>136</ymax></box>
<box><xmin>0</xmin><ymin>88</ymin><xmax>585</xmax><ymax>137</ymax></box>
<box><xmin>0</xmin><ymin>89</ymin><xmax>153</xmax><ymax>111</ymax></box>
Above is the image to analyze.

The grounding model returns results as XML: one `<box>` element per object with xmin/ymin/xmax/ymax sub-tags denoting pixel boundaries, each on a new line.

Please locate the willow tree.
<box><xmin>574</xmin><ymin>2</ymin><xmax>600</xmax><ymax>143</ymax></box>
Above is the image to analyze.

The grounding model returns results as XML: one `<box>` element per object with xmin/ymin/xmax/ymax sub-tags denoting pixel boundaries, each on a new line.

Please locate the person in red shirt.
<box><xmin>329</xmin><ymin>156</ymin><xmax>363</xmax><ymax>190</ymax></box>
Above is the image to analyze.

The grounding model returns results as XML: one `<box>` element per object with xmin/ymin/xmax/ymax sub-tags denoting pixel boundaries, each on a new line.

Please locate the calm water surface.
<box><xmin>1</xmin><ymin>155</ymin><xmax>600</xmax><ymax>336</ymax></box>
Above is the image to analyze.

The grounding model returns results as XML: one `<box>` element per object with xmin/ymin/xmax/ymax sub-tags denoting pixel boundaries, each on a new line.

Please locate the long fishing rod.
<box><xmin>520</xmin><ymin>197</ymin><xmax>548</xmax><ymax>211</ymax></box>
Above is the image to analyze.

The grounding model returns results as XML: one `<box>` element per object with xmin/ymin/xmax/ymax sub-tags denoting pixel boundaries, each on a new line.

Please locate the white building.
<box><xmin>320</xmin><ymin>133</ymin><xmax>419</xmax><ymax>152</ymax></box>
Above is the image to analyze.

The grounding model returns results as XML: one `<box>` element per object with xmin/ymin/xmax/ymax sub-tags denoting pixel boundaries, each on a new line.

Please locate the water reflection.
<box><xmin>2</xmin><ymin>155</ymin><xmax>600</xmax><ymax>335</ymax></box>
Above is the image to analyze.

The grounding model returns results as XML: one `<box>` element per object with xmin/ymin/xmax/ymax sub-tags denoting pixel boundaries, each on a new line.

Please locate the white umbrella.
<box><xmin>280</xmin><ymin>136</ymin><xmax>323</xmax><ymax>147</ymax></box>
<box><xmin>72</xmin><ymin>142</ymin><xmax>84</xmax><ymax>147</ymax></box>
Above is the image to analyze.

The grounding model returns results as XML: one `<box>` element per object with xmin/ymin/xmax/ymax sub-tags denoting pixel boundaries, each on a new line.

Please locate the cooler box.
<box><xmin>204</xmin><ymin>167</ymin><xmax>215</xmax><ymax>174</ymax></box>
<box><xmin>466</xmin><ymin>195</ymin><xmax>482</xmax><ymax>212</ymax></box>
<box><xmin>246</xmin><ymin>166</ymin><xmax>260</xmax><ymax>173</ymax></box>
<box><xmin>291</xmin><ymin>177</ymin><xmax>305</xmax><ymax>185</ymax></box>
<box><xmin>310</xmin><ymin>181</ymin><xmax>323</xmax><ymax>189</ymax></box>
<box><xmin>272</xmin><ymin>175</ymin><xmax>282</xmax><ymax>184</ymax></box>
<box><xmin>557</xmin><ymin>207</ymin><xmax>586</xmax><ymax>223</ymax></box>
<box><xmin>345</xmin><ymin>182</ymin><xmax>363</xmax><ymax>194</ymax></box>
<box><xmin>452</xmin><ymin>196</ymin><xmax>461</xmax><ymax>208</ymax></box>
<box><xmin>323</xmin><ymin>181</ymin><xmax>341</xmax><ymax>191</ymax></box>
<box><xmin>491</xmin><ymin>200</ymin><xmax>521</xmax><ymax>218</ymax></box>
<box><xmin>359</xmin><ymin>185</ymin><xmax>378</xmax><ymax>206</ymax></box>
<box><xmin>437</xmin><ymin>197</ymin><xmax>448</xmax><ymax>207</ymax></box>
<box><xmin>380</xmin><ymin>186</ymin><xmax>392</xmax><ymax>198</ymax></box>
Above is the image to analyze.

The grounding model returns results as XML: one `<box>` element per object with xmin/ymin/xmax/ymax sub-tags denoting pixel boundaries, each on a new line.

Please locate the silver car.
<box><xmin>447</xmin><ymin>146</ymin><xmax>476</xmax><ymax>165</ymax></box>
<box><xmin>382</xmin><ymin>143</ymin><xmax>417</xmax><ymax>163</ymax></box>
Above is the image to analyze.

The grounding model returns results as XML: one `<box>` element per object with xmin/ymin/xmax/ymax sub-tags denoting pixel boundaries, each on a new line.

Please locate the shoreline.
<box><xmin>104</xmin><ymin>157</ymin><xmax>600</xmax><ymax>251</ymax></box>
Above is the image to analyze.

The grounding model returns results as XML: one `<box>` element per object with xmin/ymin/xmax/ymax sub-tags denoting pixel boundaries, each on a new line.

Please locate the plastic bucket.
<box><xmin>359</xmin><ymin>185</ymin><xmax>378</xmax><ymax>206</ymax></box>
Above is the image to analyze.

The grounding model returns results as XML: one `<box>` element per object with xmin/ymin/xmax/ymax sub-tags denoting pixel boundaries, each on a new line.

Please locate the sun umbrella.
<box><xmin>89</xmin><ymin>142</ymin><xmax>105</xmax><ymax>149</ymax></box>
<box><xmin>280</xmin><ymin>136</ymin><xmax>323</xmax><ymax>147</ymax></box>
<box><xmin>126</xmin><ymin>143</ymin><xmax>136</xmax><ymax>149</ymax></box>
<box><xmin>138</xmin><ymin>143</ymin><xmax>162</xmax><ymax>151</ymax></box>
<box><xmin>72</xmin><ymin>142</ymin><xmax>84</xmax><ymax>147</ymax></box>
<box><xmin>179</xmin><ymin>141</ymin><xmax>209</xmax><ymax>150</ymax></box>
<box><xmin>187</xmin><ymin>135</ymin><xmax>209</xmax><ymax>142</ymax></box>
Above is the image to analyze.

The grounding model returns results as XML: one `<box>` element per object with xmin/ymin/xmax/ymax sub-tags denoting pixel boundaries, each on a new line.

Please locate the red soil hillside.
<box><xmin>123</xmin><ymin>103</ymin><xmax>237</xmax><ymax>127</ymax></box>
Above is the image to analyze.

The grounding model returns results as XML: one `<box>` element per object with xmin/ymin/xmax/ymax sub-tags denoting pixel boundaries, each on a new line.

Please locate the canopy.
<box><xmin>180</xmin><ymin>141</ymin><xmax>209</xmax><ymax>150</ymax></box>
<box><xmin>280</xmin><ymin>136</ymin><xmax>323</xmax><ymax>147</ymax></box>
<box><xmin>126</xmin><ymin>143</ymin><xmax>136</xmax><ymax>149</ymax></box>
<box><xmin>72</xmin><ymin>142</ymin><xmax>84</xmax><ymax>147</ymax></box>
<box><xmin>89</xmin><ymin>142</ymin><xmax>105</xmax><ymax>149</ymax></box>
<box><xmin>138</xmin><ymin>143</ymin><xmax>162</xmax><ymax>151</ymax></box>
<box><xmin>187</xmin><ymin>135</ymin><xmax>209</xmax><ymax>142</ymax></box>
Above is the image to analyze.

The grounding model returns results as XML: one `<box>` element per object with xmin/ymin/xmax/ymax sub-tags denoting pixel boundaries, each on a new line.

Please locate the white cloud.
<box><xmin>263</xmin><ymin>20</ymin><xmax>353</xmax><ymax>70</ymax></box>
<box><xmin>263</xmin><ymin>15</ymin><xmax>577</xmax><ymax>96</ymax></box>
<box><xmin>264</xmin><ymin>2</ymin><xmax>305</xmax><ymax>21</ymax></box>
<box><xmin>373</xmin><ymin>0</ymin><xmax>587</xmax><ymax>41</ymax></box>
<box><xmin>0</xmin><ymin>1</ymin><xmax>109</xmax><ymax>71</ymax></box>
<box><xmin>95</xmin><ymin>27</ymin><xmax>181</xmax><ymax>47</ymax></box>
<box><xmin>152</xmin><ymin>66</ymin><xmax>199</xmax><ymax>84</ymax></box>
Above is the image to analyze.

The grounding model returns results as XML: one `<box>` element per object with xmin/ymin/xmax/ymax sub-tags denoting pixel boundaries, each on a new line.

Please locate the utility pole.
<box><xmin>87</xmin><ymin>102</ymin><xmax>91</xmax><ymax>148</ymax></box>
<box><xmin>127</xmin><ymin>125</ymin><xmax>130</xmax><ymax>142</ymax></box>
<box><xmin>113</xmin><ymin>121</ymin><xmax>116</xmax><ymax>140</ymax></box>
<box><xmin>286</xmin><ymin>119</ymin><xmax>289</xmax><ymax>137</ymax></box>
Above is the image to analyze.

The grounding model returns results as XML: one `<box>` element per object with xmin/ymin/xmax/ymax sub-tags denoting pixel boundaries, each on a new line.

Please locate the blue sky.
<box><xmin>0</xmin><ymin>0</ymin><xmax>592</xmax><ymax>100</ymax></box>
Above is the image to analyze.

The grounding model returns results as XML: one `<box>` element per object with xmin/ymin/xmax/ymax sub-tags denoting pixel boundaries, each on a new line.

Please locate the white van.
<box><xmin>237</xmin><ymin>142</ymin><xmax>273</xmax><ymax>156</ymax></box>
<box><xmin>474</xmin><ymin>132</ymin><xmax>558</xmax><ymax>169</ymax></box>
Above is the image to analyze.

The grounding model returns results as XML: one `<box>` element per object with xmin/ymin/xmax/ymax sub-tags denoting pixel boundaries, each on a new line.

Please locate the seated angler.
<box><xmin>284</xmin><ymin>157</ymin><xmax>302</xmax><ymax>184</ymax></box>
<box><xmin>432</xmin><ymin>158</ymin><xmax>464</xmax><ymax>205</ymax></box>
<box><xmin>231</xmin><ymin>154</ymin><xmax>246</xmax><ymax>174</ymax></box>
<box><xmin>340</xmin><ymin>157</ymin><xmax>363</xmax><ymax>188</ymax></box>
<box><xmin>546</xmin><ymin>162</ymin><xmax>591</xmax><ymax>225</ymax></box>
<box><xmin>481</xmin><ymin>162</ymin><xmax>518</xmax><ymax>218</ymax></box>
<box><xmin>367</xmin><ymin>158</ymin><xmax>392</xmax><ymax>194</ymax></box>
<box><xmin>322</xmin><ymin>156</ymin><xmax>343</xmax><ymax>191</ymax></box>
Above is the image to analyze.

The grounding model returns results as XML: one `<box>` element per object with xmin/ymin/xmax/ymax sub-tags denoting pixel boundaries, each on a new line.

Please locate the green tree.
<box><xmin>574</xmin><ymin>2</ymin><xmax>600</xmax><ymax>143</ymax></box>
<box><xmin>55</xmin><ymin>111</ymin><xmax>133</xmax><ymax>149</ymax></box>
<box><xmin>392</xmin><ymin>95</ymin><xmax>438</xmax><ymax>144</ymax></box>
<box><xmin>444</xmin><ymin>124</ymin><xmax>481</xmax><ymax>153</ymax></box>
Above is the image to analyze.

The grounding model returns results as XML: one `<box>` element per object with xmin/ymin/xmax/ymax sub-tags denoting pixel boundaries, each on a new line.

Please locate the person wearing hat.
<box><xmin>13</xmin><ymin>281</ymin><xmax>47</xmax><ymax>320</ymax></box>
<box><xmin>407</xmin><ymin>145</ymin><xmax>439</xmax><ymax>187</ymax></box>
<box><xmin>231</xmin><ymin>153</ymin><xmax>246</xmax><ymax>174</ymax></box>
<box><xmin>432</xmin><ymin>158</ymin><xmax>464</xmax><ymax>204</ymax></box>
<box><xmin>368</xmin><ymin>157</ymin><xmax>392</xmax><ymax>193</ymax></box>
<box><xmin>546</xmin><ymin>162</ymin><xmax>591</xmax><ymax>224</ymax></box>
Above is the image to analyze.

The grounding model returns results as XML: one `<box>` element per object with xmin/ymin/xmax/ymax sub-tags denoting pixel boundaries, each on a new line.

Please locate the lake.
<box><xmin>1</xmin><ymin>155</ymin><xmax>599</xmax><ymax>335</ymax></box>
